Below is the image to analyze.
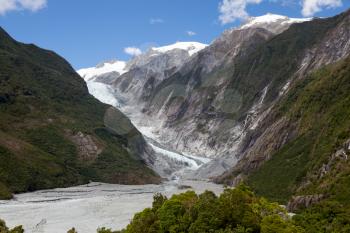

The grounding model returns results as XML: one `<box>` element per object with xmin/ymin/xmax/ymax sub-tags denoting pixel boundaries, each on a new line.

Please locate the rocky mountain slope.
<box><xmin>191</xmin><ymin>10</ymin><xmax>350</xmax><ymax>179</ymax></box>
<box><xmin>80</xmin><ymin>10</ymin><xmax>350</xmax><ymax>206</ymax></box>
<box><xmin>77</xmin><ymin>15</ymin><xmax>306</xmax><ymax>173</ymax></box>
<box><xmin>78</xmin><ymin>42</ymin><xmax>211</xmax><ymax>178</ymax></box>
<box><xmin>0</xmin><ymin>27</ymin><xmax>160</xmax><ymax>199</ymax></box>
<box><xmin>219</xmin><ymin>55</ymin><xmax>350</xmax><ymax>203</ymax></box>
<box><xmin>78</xmin><ymin>14</ymin><xmax>316</xmax><ymax>175</ymax></box>
<box><xmin>78</xmin><ymin>42</ymin><xmax>207</xmax><ymax>104</ymax></box>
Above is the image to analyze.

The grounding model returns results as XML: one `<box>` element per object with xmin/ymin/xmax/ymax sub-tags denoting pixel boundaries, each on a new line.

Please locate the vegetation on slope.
<box><xmin>227</xmin><ymin>13</ymin><xmax>344</xmax><ymax>113</ymax></box>
<box><xmin>0</xmin><ymin>27</ymin><xmax>159</xmax><ymax>199</ymax></box>
<box><xmin>247</xmin><ymin>56</ymin><xmax>350</xmax><ymax>203</ymax></box>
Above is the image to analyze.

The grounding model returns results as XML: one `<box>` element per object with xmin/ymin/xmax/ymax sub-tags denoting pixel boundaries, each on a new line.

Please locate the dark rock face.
<box><xmin>296</xmin><ymin>12</ymin><xmax>350</xmax><ymax>77</ymax></box>
<box><xmin>287</xmin><ymin>195</ymin><xmax>324</xmax><ymax>212</ymax></box>
<box><xmin>111</xmin><ymin>49</ymin><xmax>195</xmax><ymax>103</ymax></box>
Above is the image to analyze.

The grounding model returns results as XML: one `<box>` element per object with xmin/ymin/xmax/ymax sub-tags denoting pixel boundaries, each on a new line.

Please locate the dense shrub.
<box><xmin>0</xmin><ymin>219</ymin><xmax>24</xmax><ymax>233</ymax></box>
<box><xmin>121</xmin><ymin>185</ymin><xmax>299</xmax><ymax>233</ymax></box>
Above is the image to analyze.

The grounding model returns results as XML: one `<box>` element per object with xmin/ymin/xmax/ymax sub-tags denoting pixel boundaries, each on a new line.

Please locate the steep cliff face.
<box><xmin>184</xmin><ymin>10</ymin><xmax>350</xmax><ymax>179</ymax></box>
<box><xmin>0</xmin><ymin>27</ymin><xmax>160</xmax><ymax>199</ymax></box>
<box><xmin>240</xmin><ymin>56</ymin><xmax>350</xmax><ymax>204</ymax></box>
<box><xmin>140</xmin><ymin>27</ymin><xmax>274</xmax><ymax>180</ymax></box>
<box><xmin>214</xmin><ymin>11</ymin><xmax>350</xmax><ymax>187</ymax></box>
<box><xmin>133</xmin><ymin>15</ymin><xmax>318</xmax><ymax>166</ymax></box>
<box><xmin>113</xmin><ymin>47</ymin><xmax>198</xmax><ymax>102</ymax></box>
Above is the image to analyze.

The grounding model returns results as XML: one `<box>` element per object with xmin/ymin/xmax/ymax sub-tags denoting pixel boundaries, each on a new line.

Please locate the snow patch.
<box><xmin>240</xmin><ymin>13</ymin><xmax>311</xmax><ymax>30</ymax></box>
<box><xmin>77</xmin><ymin>60</ymin><xmax>127</xmax><ymax>81</ymax></box>
<box><xmin>151</xmin><ymin>42</ymin><xmax>207</xmax><ymax>56</ymax></box>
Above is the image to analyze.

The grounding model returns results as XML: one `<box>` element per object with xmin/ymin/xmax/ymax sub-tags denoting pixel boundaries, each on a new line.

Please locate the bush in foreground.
<box><xmin>0</xmin><ymin>219</ymin><xmax>24</xmax><ymax>233</ymax></box>
<box><xmin>121</xmin><ymin>185</ymin><xmax>303</xmax><ymax>233</ymax></box>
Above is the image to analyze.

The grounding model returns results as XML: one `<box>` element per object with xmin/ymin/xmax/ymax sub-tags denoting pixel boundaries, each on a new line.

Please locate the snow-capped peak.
<box><xmin>151</xmin><ymin>42</ymin><xmax>208</xmax><ymax>56</ymax></box>
<box><xmin>77</xmin><ymin>60</ymin><xmax>127</xmax><ymax>81</ymax></box>
<box><xmin>240</xmin><ymin>13</ymin><xmax>312</xmax><ymax>33</ymax></box>
<box><xmin>77</xmin><ymin>42</ymin><xmax>208</xmax><ymax>80</ymax></box>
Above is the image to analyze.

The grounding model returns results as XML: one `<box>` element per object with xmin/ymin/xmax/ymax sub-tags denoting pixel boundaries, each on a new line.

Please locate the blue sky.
<box><xmin>0</xmin><ymin>0</ymin><xmax>349</xmax><ymax>69</ymax></box>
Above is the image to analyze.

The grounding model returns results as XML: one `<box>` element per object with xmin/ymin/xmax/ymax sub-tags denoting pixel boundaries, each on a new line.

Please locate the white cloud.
<box><xmin>124</xmin><ymin>47</ymin><xmax>142</xmax><ymax>56</ymax></box>
<box><xmin>218</xmin><ymin>0</ymin><xmax>263</xmax><ymax>24</ymax></box>
<box><xmin>301</xmin><ymin>0</ymin><xmax>342</xmax><ymax>16</ymax></box>
<box><xmin>0</xmin><ymin>0</ymin><xmax>46</xmax><ymax>15</ymax></box>
<box><xmin>150</xmin><ymin>18</ymin><xmax>164</xmax><ymax>24</ymax></box>
<box><xmin>187</xmin><ymin>31</ymin><xmax>197</xmax><ymax>36</ymax></box>
<box><xmin>269</xmin><ymin>0</ymin><xmax>297</xmax><ymax>7</ymax></box>
<box><xmin>0</xmin><ymin>0</ymin><xmax>17</xmax><ymax>15</ymax></box>
<box><xmin>18</xmin><ymin>0</ymin><xmax>46</xmax><ymax>11</ymax></box>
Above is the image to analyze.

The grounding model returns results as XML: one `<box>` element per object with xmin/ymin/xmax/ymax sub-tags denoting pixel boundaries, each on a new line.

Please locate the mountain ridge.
<box><xmin>0</xmin><ymin>27</ymin><xmax>160</xmax><ymax>199</ymax></box>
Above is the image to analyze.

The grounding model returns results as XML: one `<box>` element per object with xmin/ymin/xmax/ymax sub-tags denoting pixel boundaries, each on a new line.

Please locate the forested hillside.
<box><xmin>0</xmin><ymin>27</ymin><xmax>159</xmax><ymax>199</ymax></box>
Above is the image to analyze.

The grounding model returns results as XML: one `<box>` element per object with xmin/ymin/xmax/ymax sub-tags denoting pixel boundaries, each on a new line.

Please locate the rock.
<box><xmin>68</xmin><ymin>131</ymin><xmax>104</xmax><ymax>162</ymax></box>
<box><xmin>287</xmin><ymin>194</ymin><xmax>324</xmax><ymax>212</ymax></box>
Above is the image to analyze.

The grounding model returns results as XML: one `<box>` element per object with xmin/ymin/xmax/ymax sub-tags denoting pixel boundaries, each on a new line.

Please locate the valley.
<box><xmin>0</xmin><ymin>4</ymin><xmax>350</xmax><ymax>232</ymax></box>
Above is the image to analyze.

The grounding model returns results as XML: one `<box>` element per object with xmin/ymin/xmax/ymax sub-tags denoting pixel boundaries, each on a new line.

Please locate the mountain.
<box><xmin>142</xmin><ymin>10</ymin><xmax>350</xmax><ymax>179</ymax></box>
<box><xmin>212</xmin><ymin>9</ymin><xmax>350</xmax><ymax>196</ymax></box>
<box><xmin>240</xmin><ymin>13</ymin><xmax>311</xmax><ymax>33</ymax></box>
<box><xmin>77</xmin><ymin>42</ymin><xmax>207</xmax><ymax>82</ymax></box>
<box><xmin>80</xmin><ymin>9</ymin><xmax>350</xmax><ymax>207</ymax></box>
<box><xmin>78</xmin><ymin>14</ymin><xmax>312</xmax><ymax>168</ymax></box>
<box><xmin>220</xmin><ymin>54</ymin><xmax>350</xmax><ymax>203</ymax></box>
<box><xmin>78</xmin><ymin>60</ymin><xmax>127</xmax><ymax>81</ymax></box>
<box><xmin>77</xmin><ymin>41</ymin><xmax>210</xmax><ymax>178</ymax></box>
<box><xmin>0</xmin><ymin>27</ymin><xmax>160</xmax><ymax>199</ymax></box>
<box><xmin>78</xmin><ymin>42</ymin><xmax>207</xmax><ymax>103</ymax></box>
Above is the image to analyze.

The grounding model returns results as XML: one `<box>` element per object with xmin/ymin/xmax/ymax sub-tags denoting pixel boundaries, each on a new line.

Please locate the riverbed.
<box><xmin>0</xmin><ymin>180</ymin><xmax>223</xmax><ymax>233</ymax></box>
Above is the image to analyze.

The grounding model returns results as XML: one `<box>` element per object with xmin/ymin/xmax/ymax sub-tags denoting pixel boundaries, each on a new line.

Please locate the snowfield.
<box><xmin>77</xmin><ymin>60</ymin><xmax>127</xmax><ymax>81</ymax></box>
<box><xmin>151</xmin><ymin>42</ymin><xmax>208</xmax><ymax>56</ymax></box>
<box><xmin>240</xmin><ymin>13</ymin><xmax>311</xmax><ymax>30</ymax></box>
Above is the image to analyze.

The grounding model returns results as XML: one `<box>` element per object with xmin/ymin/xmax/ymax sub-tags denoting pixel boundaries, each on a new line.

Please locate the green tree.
<box><xmin>152</xmin><ymin>193</ymin><xmax>167</xmax><ymax>210</ymax></box>
<box><xmin>261</xmin><ymin>215</ymin><xmax>304</xmax><ymax>233</ymax></box>
<box><xmin>67</xmin><ymin>227</ymin><xmax>78</xmax><ymax>233</ymax></box>
<box><xmin>97</xmin><ymin>227</ymin><xmax>119</xmax><ymax>233</ymax></box>
<box><xmin>0</xmin><ymin>219</ymin><xmax>24</xmax><ymax>233</ymax></box>
<box><xmin>293</xmin><ymin>201</ymin><xmax>350</xmax><ymax>233</ymax></box>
